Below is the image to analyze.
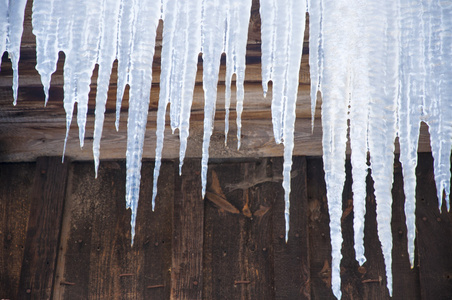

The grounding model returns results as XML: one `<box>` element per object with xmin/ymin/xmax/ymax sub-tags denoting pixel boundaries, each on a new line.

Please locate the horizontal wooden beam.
<box><xmin>0</xmin><ymin>113</ymin><xmax>432</xmax><ymax>162</ymax></box>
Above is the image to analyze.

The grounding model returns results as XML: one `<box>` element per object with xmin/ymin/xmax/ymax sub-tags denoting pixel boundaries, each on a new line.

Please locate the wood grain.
<box><xmin>171</xmin><ymin>159</ymin><xmax>204</xmax><ymax>300</ymax></box>
<box><xmin>17</xmin><ymin>157</ymin><xmax>69</xmax><ymax>299</ymax></box>
<box><xmin>0</xmin><ymin>162</ymin><xmax>35</xmax><ymax>299</ymax></box>
<box><xmin>416</xmin><ymin>153</ymin><xmax>452</xmax><ymax>300</ymax></box>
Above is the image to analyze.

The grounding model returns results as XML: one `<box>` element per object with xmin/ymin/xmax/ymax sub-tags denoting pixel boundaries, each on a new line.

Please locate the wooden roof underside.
<box><xmin>0</xmin><ymin>0</ymin><xmax>432</xmax><ymax>162</ymax></box>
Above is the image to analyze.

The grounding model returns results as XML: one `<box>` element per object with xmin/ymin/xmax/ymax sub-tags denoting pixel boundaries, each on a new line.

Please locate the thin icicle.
<box><xmin>223</xmin><ymin>0</ymin><xmax>251</xmax><ymax>149</ymax></box>
<box><xmin>307</xmin><ymin>0</ymin><xmax>323</xmax><ymax>132</ymax></box>
<box><xmin>200</xmin><ymin>0</ymin><xmax>226</xmax><ymax>198</ymax></box>
<box><xmin>0</xmin><ymin>0</ymin><xmax>27</xmax><ymax>105</ymax></box>
<box><xmin>115</xmin><ymin>0</ymin><xmax>135</xmax><ymax>131</ymax></box>
<box><xmin>260</xmin><ymin>0</ymin><xmax>306</xmax><ymax>241</ymax></box>
<box><xmin>93</xmin><ymin>0</ymin><xmax>122</xmax><ymax>177</ymax></box>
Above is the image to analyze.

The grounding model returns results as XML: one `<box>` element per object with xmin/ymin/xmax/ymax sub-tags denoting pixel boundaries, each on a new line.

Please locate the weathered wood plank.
<box><xmin>416</xmin><ymin>153</ymin><xmax>452</xmax><ymax>300</ymax></box>
<box><xmin>271</xmin><ymin>157</ymin><xmax>310</xmax><ymax>299</ymax></box>
<box><xmin>203</xmin><ymin>159</ymin><xmax>275</xmax><ymax>299</ymax></box>
<box><xmin>58</xmin><ymin>160</ymin><xmax>174</xmax><ymax>299</ymax></box>
<box><xmin>171</xmin><ymin>159</ymin><xmax>204</xmax><ymax>299</ymax></box>
<box><xmin>306</xmin><ymin>157</ymin><xmax>335</xmax><ymax>299</ymax></box>
<box><xmin>0</xmin><ymin>162</ymin><xmax>35</xmax><ymax>299</ymax></box>
<box><xmin>0</xmin><ymin>114</ymin><xmax>434</xmax><ymax>162</ymax></box>
<box><xmin>17</xmin><ymin>157</ymin><xmax>69</xmax><ymax>299</ymax></box>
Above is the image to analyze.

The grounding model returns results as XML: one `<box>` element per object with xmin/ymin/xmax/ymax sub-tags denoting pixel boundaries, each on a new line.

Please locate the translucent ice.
<box><xmin>0</xmin><ymin>0</ymin><xmax>27</xmax><ymax>105</ymax></box>
<box><xmin>260</xmin><ymin>0</ymin><xmax>306</xmax><ymax>241</ymax></box>
<box><xmin>152</xmin><ymin>0</ymin><xmax>202</xmax><ymax>209</ymax></box>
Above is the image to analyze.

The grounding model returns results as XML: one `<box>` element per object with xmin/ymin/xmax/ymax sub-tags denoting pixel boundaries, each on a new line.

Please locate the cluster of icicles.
<box><xmin>2</xmin><ymin>0</ymin><xmax>452</xmax><ymax>298</ymax></box>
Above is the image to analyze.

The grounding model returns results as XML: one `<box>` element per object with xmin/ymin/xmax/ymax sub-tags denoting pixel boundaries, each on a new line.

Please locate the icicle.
<box><xmin>307</xmin><ymin>0</ymin><xmax>323</xmax><ymax>132</ymax></box>
<box><xmin>0</xmin><ymin>0</ymin><xmax>27</xmax><ymax>105</ymax></box>
<box><xmin>423</xmin><ymin>0</ymin><xmax>452</xmax><ymax>212</ymax></box>
<box><xmin>397</xmin><ymin>0</ymin><xmax>424</xmax><ymax>268</ymax></box>
<box><xmin>223</xmin><ymin>0</ymin><xmax>251</xmax><ymax>149</ymax></box>
<box><xmin>348</xmin><ymin>0</ymin><xmax>370</xmax><ymax>267</ymax></box>
<box><xmin>93</xmin><ymin>0</ymin><xmax>122</xmax><ymax>177</ymax></box>
<box><xmin>200</xmin><ymin>0</ymin><xmax>226</xmax><ymax>198</ymax></box>
<box><xmin>124</xmin><ymin>0</ymin><xmax>161</xmax><ymax>244</ymax></box>
<box><xmin>260</xmin><ymin>0</ymin><xmax>306</xmax><ymax>241</ymax></box>
<box><xmin>115</xmin><ymin>0</ymin><xmax>135</xmax><ymax>131</ymax></box>
<box><xmin>152</xmin><ymin>0</ymin><xmax>202</xmax><ymax>209</ymax></box>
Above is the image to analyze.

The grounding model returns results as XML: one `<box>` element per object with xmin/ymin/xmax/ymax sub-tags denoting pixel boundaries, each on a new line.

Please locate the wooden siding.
<box><xmin>1</xmin><ymin>154</ymin><xmax>451</xmax><ymax>299</ymax></box>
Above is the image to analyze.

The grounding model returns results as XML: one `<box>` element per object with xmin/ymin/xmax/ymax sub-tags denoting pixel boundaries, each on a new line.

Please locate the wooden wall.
<box><xmin>1</xmin><ymin>154</ymin><xmax>451</xmax><ymax>299</ymax></box>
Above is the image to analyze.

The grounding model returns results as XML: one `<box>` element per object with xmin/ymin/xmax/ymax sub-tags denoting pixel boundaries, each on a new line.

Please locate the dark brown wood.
<box><xmin>57</xmin><ymin>160</ymin><xmax>174</xmax><ymax>299</ymax></box>
<box><xmin>306</xmin><ymin>157</ymin><xmax>335</xmax><ymax>299</ymax></box>
<box><xmin>17</xmin><ymin>157</ymin><xmax>70</xmax><ymax>299</ymax></box>
<box><xmin>271</xmin><ymin>157</ymin><xmax>311</xmax><ymax>299</ymax></box>
<box><xmin>203</xmin><ymin>159</ymin><xmax>275</xmax><ymax>300</ymax></box>
<box><xmin>0</xmin><ymin>162</ymin><xmax>35</xmax><ymax>299</ymax></box>
<box><xmin>391</xmin><ymin>157</ymin><xmax>420</xmax><ymax>299</ymax></box>
<box><xmin>172</xmin><ymin>159</ymin><xmax>204</xmax><ymax>299</ymax></box>
<box><xmin>416</xmin><ymin>153</ymin><xmax>452</xmax><ymax>300</ymax></box>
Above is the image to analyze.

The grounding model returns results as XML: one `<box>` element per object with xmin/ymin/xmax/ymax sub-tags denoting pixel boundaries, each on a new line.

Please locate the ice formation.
<box><xmin>1</xmin><ymin>0</ymin><xmax>452</xmax><ymax>298</ymax></box>
<box><xmin>260</xmin><ymin>0</ymin><xmax>306</xmax><ymax>241</ymax></box>
<box><xmin>0</xmin><ymin>0</ymin><xmax>27</xmax><ymax>105</ymax></box>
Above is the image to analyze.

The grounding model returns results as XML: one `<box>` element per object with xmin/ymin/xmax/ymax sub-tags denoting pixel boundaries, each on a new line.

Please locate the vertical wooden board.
<box><xmin>135</xmin><ymin>160</ymin><xmax>173</xmax><ymax>300</ymax></box>
<box><xmin>0</xmin><ymin>162</ymin><xmax>35</xmax><ymax>299</ymax></box>
<box><xmin>59</xmin><ymin>160</ymin><xmax>174</xmax><ymax>299</ymax></box>
<box><xmin>18</xmin><ymin>157</ymin><xmax>69</xmax><ymax>299</ymax></box>
<box><xmin>172</xmin><ymin>159</ymin><xmax>204</xmax><ymax>300</ymax></box>
<box><xmin>390</xmin><ymin>157</ymin><xmax>420</xmax><ymax>299</ymax></box>
<box><xmin>203</xmin><ymin>159</ymin><xmax>275</xmax><ymax>300</ymax></box>
<box><xmin>306</xmin><ymin>157</ymin><xmax>335</xmax><ymax>299</ymax></box>
<box><xmin>271</xmin><ymin>157</ymin><xmax>310</xmax><ymax>299</ymax></box>
<box><xmin>416</xmin><ymin>153</ymin><xmax>452</xmax><ymax>300</ymax></box>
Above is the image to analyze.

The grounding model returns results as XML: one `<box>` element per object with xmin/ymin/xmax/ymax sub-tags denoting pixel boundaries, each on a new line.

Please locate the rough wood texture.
<box><xmin>172</xmin><ymin>159</ymin><xmax>204</xmax><ymax>300</ymax></box>
<box><xmin>17</xmin><ymin>157</ymin><xmax>69</xmax><ymax>299</ymax></box>
<box><xmin>0</xmin><ymin>162</ymin><xmax>35</xmax><ymax>299</ymax></box>
<box><xmin>271</xmin><ymin>157</ymin><xmax>310</xmax><ymax>299</ymax></box>
<box><xmin>203</xmin><ymin>159</ymin><xmax>276</xmax><ymax>299</ymax></box>
<box><xmin>416</xmin><ymin>153</ymin><xmax>452</xmax><ymax>300</ymax></box>
<box><xmin>1</xmin><ymin>154</ymin><xmax>451</xmax><ymax>299</ymax></box>
<box><xmin>57</xmin><ymin>160</ymin><xmax>174</xmax><ymax>299</ymax></box>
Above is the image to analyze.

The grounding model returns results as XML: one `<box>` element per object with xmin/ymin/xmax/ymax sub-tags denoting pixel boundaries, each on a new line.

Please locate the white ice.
<box><xmin>260</xmin><ymin>0</ymin><xmax>306</xmax><ymax>241</ymax></box>
<box><xmin>152</xmin><ymin>0</ymin><xmax>202</xmax><ymax>209</ymax></box>
<box><xmin>0</xmin><ymin>0</ymin><xmax>27</xmax><ymax>105</ymax></box>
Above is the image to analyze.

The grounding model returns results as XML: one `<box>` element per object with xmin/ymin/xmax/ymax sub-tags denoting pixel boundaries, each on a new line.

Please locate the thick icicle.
<box><xmin>423</xmin><ymin>0</ymin><xmax>452</xmax><ymax>211</ymax></box>
<box><xmin>0</xmin><ymin>0</ymin><xmax>27</xmax><ymax>105</ymax></box>
<box><xmin>348</xmin><ymin>0</ymin><xmax>370</xmax><ymax>267</ymax></box>
<box><xmin>397</xmin><ymin>0</ymin><xmax>424</xmax><ymax>268</ymax></box>
<box><xmin>367</xmin><ymin>0</ymin><xmax>399</xmax><ymax>296</ymax></box>
<box><xmin>152</xmin><ymin>0</ymin><xmax>202</xmax><ymax>209</ymax></box>
<box><xmin>125</xmin><ymin>0</ymin><xmax>160</xmax><ymax>243</ymax></box>
<box><xmin>93</xmin><ymin>0</ymin><xmax>122</xmax><ymax>177</ymax></box>
<box><xmin>260</xmin><ymin>0</ymin><xmax>306</xmax><ymax>241</ymax></box>
<box><xmin>320</xmin><ymin>0</ymin><xmax>353</xmax><ymax>297</ymax></box>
